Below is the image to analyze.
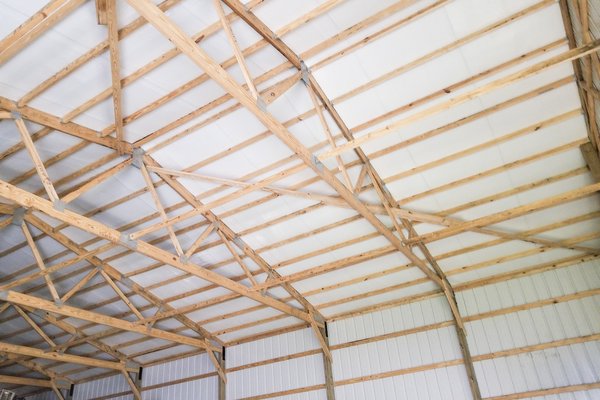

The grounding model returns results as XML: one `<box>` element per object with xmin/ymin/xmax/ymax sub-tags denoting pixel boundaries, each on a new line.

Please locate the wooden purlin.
<box><xmin>145</xmin><ymin>155</ymin><xmax>327</xmax><ymax>325</ymax></box>
<box><xmin>0</xmin><ymin>177</ymin><xmax>313</xmax><ymax>324</ymax></box>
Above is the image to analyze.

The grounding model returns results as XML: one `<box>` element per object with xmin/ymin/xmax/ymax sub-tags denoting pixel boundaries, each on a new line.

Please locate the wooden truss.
<box><xmin>0</xmin><ymin>0</ymin><xmax>598</xmax><ymax>398</ymax></box>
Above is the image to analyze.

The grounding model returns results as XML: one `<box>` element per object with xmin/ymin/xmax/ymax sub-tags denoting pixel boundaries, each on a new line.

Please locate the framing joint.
<box><xmin>10</xmin><ymin>110</ymin><xmax>22</xmax><ymax>120</ymax></box>
<box><xmin>300</xmin><ymin>61</ymin><xmax>310</xmax><ymax>85</ymax></box>
<box><xmin>10</xmin><ymin>207</ymin><xmax>25</xmax><ymax>226</ymax></box>
<box><xmin>53</xmin><ymin>200</ymin><xmax>66</xmax><ymax>212</ymax></box>
<box><xmin>120</xmin><ymin>233</ymin><xmax>138</xmax><ymax>249</ymax></box>
<box><xmin>132</xmin><ymin>148</ymin><xmax>146</xmax><ymax>169</ymax></box>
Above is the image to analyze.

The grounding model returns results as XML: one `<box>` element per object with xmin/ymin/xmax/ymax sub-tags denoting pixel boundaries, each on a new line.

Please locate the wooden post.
<box><xmin>320</xmin><ymin>323</ymin><xmax>335</xmax><ymax>400</ymax></box>
<box><xmin>218</xmin><ymin>347</ymin><xmax>226</xmax><ymax>400</ymax></box>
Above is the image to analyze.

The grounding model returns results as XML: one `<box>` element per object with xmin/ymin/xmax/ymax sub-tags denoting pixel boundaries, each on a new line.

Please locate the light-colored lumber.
<box><xmin>0</xmin><ymin>340</ymin><xmax>134</xmax><ymax>371</ymax></box>
<box><xmin>0</xmin><ymin>290</ymin><xmax>214</xmax><ymax>351</ymax></box>
<box><xmin>0</xmin><ymin>374</ymin><xmax>69</xmax><ymax>389</ymax></box>
<box><xmin>0</xmin><ymin>177</ymin><xmax>312</xmax><ymax>324</ymax></box>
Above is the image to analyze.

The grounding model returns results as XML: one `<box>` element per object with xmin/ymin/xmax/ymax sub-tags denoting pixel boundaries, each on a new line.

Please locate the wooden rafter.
<box><xmin>105</xmin><ymin>0</ymin><xmax>126</xmax><ymax>151</ymax></box>
<box><xmin>0</xmin><ymin>0</ymin><xmax>86</xmax><ymax>65</ymax></box>
<box><xmin>0</xmin><ymin>177</ymin><xmax>312</xmax><ymax>324</ymax></box>
<box><xmin>12</xmin><ymin>305</ymin><xmax>56</xmax><ymax>348</ymax></box>
<box><xmin>145</xmin><ymin>155</ymin><xmax>326</xmax><ymax>324</ymax></box>
<box><xmin>139</xmin><ymin>161</ymin><xmax>184</xmax><ymax>256</ymax></box>
<box><xmin>0</xmin><ymin>97</ymin><xmax>129</xmax><ymax>152</ymax></box>
<box><xmin>14</xmin><ymin>117</ymin><xmax>59</xmax><ymax>203</ymax></box>
<box><xmin>123</xmin><ymin>0</ymin><xmax>449</xmax><ymax>294</ymax></box>
<box><xmin>0</xmin><ymin>290</ymin><xmax>216</xmax><ymax>352</ymax></box>
<box><xmin>213</xmin><ymin>0</ymin><xmax>259</xmax><ymax>100</ymax></box>
<box><xmin>0</xmin><ymin>340</ymin><xmax>136</xmax><ymax>371</ymax></box>
<box><xmin>318</xmin><ymin>39</ymin><xmax>600</xmax><ymax>159</ymax></box>
<box><xmin>0</xmin><ymin>0</ymin><xmax>599</xmax><ymax>391</ymax></box>
<box><xmin>20</xmin><ymin>221</ymin><xmax>61</xmax><ymax>303</ymax></box>
<box><xmin>121</xmin><ymin>370</ymin><xmax>142</xmax><ymax>400</ymax></box>
<box><xmin>23</xmin><ymin>213</ymin><xmax>223</xmax><ymax>348</ymax></box>
<box><xmin>0</xmin><ymin>374</ymin><xmax>69</xmax><ymax>389</ymax></box>
<box><xmin>99</xmin><ymin>269</ymin><xmax>144</xmax><ymax>320</ymax></box>
<box><xmin>216</xmin><ymin>228</ymin><xmax>259</xmax><ymax>286</ymax></box>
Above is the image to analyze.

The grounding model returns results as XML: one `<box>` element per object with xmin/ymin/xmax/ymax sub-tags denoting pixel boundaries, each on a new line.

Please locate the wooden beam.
<box><xmin>139</xmin><ymin>162</ymin><xmax>184</xmax><ymax>256</ymax></box>
<box><xmin>26</xmin><ymin>305</ymin><xmax>131</xmax><ymax>362</ymax></box>
<box><xmin>99</xmin><ymin>270</ymin><xmax>144</xmax><ymax>320</ymax></box>
<box><xmin>0</xmin><ymin>0</ymin><xmax>85</xmax><ymax>65</ymax></box>
<box><xmin>96</xmin><ymin>0</ymin><xmax>108</xmax><ymax>25</ymax></box>
<box><xmin>23</xmin><ymin>213</ymin><xmax>223</xmax><ymax>348</ymax></box>
<box><xmin>121</xmin><ymin>370</ymin><xmax>142</xmax><ymax>400</ymax></box>
<box><xmin>106</xmin><ymin>0</ymin><xmax>126</xmax><ymax>151</ymax></box>
<box><xmin>21</xmin><ymin>222</ymin><xmax>61</xmax><ymax>303</ymax></box>
<box><xmin>184</xmin><ymin>223</ymin><xmax>214</xmax><ymax>258</ymax></box>
<box><xmin>62</xmin><ymin>158</ymin><xmax>132</xmax><ymax>204</ymax></box>
<box><xmin>14</xmin><ymin>117</ymin><xmax>59</xmax><ymax>202</ymax></box>
<box><xmin>61</xmin><ymin>268</ymin><xmax>99</xmax><ymax>303</ymax></box>
<box><xmin>320</xmin><ymin>325</ymin><xmax>335</xmax><ymax>400</ymax></box>
<box><xmin>12</xmin><ymin>304</ymin><xmax>56</xmax><ymax>348</ymax></box>
<box><xmin>319</xmin><ymin>39</ymin><xmax>600</xmax><ymax>158</ymax></box>
<box><xmin>216</xmin><ymin>229</ymin><xmax>258</xmax><ymax>286</ymax></box>
<box><xmin>0</xmin><ymin>97</ymin><xmax>130</xmax><ymax>152</ymax></box>
<box><xmin>213</xmin><ymin>0</ymin><xmax>259</xmax><ymax>100</ymax></box>
<box><xmin>581</xmin><ymin>142</ymin><xmax>600</xmax><ymax>181</ymax></box>
<box><xmin>125</xmin><ymin>0</ymin><xmax>444</xmax><ymax>289</ymax></box>
<box><xmin>52</xmin><ymin>381</ymin><xmax>66</xmax><ymax>400</ymax></box>
<box><xmin>410</xmin><ymin>182</ymin><xmax>600</xmax><ymax>244</ymax></box>
<box><xmin>218</xmin><ymin>349</ymin><xmax>226</xmax><ymax>400</ymax></box>
<box><xmin>0</xmin><ymin>290</ymin><xmax>215</xmax><ymax>351</ymax></box>
<box><xmin>0</xmin><ymin>374</ymin><xmax>69</xmax><ymax>389</ymax></box>
<box><xmin>0</xmin><ymin>340</ymin><xmax>133</xmax><ymax>371</ymax></box>
<box><xmin>0</xmin><ymin>178</ymin><xmax>312</xmax><ymax>324</ymax></box>
<box><xmin>221</xmin><ymin>0</ymin><xmax>302</xmax><ymax>68</ymax></box>
<box><xmin>146</xmin><ymin>155</ymin><xmax>326</xmax><ymax>324</ymax></box>
<box><xmin>305</xmin><ymin>81</ymin><xmax>352</xmax><ymax>189</ymax></box>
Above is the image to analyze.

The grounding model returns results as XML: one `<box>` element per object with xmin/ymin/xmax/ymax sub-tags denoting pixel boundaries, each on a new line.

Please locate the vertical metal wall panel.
<box><xmin>328</xmin><ymin>296</ymin><xmax>471</xmax><ymax>399</ymax></box>
<box><xmin>227</xmin><ymin>327</ymin><xmax>324</xmax><ymax>399</ymax></box>
<box><xmin>227</xmin><ymin>327</ymin><xmax>320</xmax><ymax>369</ymax></box>
<box><xmin>142</xmin><ymin>375</ymin><xmax>218</xmax><ymax>400</ymax></box>
<box><xmin>333</xmin><ymin>325</ymin><xmax>462</xmax><ymax>379</ymax></box>
<box><xmin>457</xmin><ymin>260</ymin><xmax>600</xmax><ymax>398</ymax></box>
<box><xmin>474</xmin><ymin>342</ymin><xmax>600</xmax><ymax>398</ymax></box>
<box><xmin>141</xmin><ymin>352</ymin><xmax>214</xmax><ymax>387</ymax></box>
<box><xmin>72</xmin><ymin>373</ymin><xmax>132</xmax><ymax>400</ymax></box>
<box><xmin>25</xmin><ymin>390</ymin><xmax>65</xmax><ymax>400</ymax></box>
<box><xmin>227</xmin><ymin>354</ymin><xmax>325</xmax><ymax>399</ymax></box>
<box><xmin>334</xmin><ymin>364</ymin><xmax>471</xmax><ymax>400</ymax></box>
<box><xmin>328</xmin><ymin>295</ymin><xmax>452</xmax><ymax>346</ymax></box>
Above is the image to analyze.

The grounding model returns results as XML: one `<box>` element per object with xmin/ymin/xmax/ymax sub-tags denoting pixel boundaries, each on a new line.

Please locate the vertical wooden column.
<box><xmin>320</xmin><ymin>324</ymin><xmax>335</xmax><ymax>400</ymax></box>
<box><xmin>218</xmin><ymin>347</ymin><xmax>226</xmax><ymax>400</ymax></box>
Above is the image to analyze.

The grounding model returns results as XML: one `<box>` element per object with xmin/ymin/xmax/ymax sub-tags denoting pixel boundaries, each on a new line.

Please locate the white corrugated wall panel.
<box><xmin>227</xmin><ymin>327</ymin><xmax>325</xmax><ymax>399</ymax></box>
<box><xmin>227</xmin><ymin>327</ymin><xmax>321</xmax><ymax>368</ymax></box>
<box><xmin>328</xmin><ymin>295</ymin><xmax>453</xmax><ymax>346</ymax></box>
<box><xmin>140</xmin><ymin>352</ymin><xmax>217</xmax><ymax>399</ymax></box>
<box><xmin>329</xmin><ymin>295</ymin><xmax>472</xmax><ymax>399</ymax></box>
<box><xmin>142</xmin><ymin>376</ymin><xmax>218</xmax><ymax>400</ymax></box>
<box><xmin>141</xmin><ymin>352</ymin><xmax>214</xmax><ymax>387</ymax></box>
<box><xmin>227</xmin><ymin>354</ymin><xmax>325</xmax><ymax>399</ymax></box>
<box><xmin>457</xmin><ymin>260</ymin><xmax>600</xmax><ymax>399</ymax></box>
<box><xmin>26</xmin><ymin>391</ymin><xmax>66</xmax><ymax>400</ymax></box>
<box><xmin>475</xmin><ymin>342</ymin><xmax>600</xmax><ymax>398</ymax></box>
<box><xmin>73</xmin><ymin>374</ymin><xmax>132</xmax><ymax>400</ymax></box>
<box><xmin>334</xmin><ymin>365</ymin><xmax>471</xmax><ymax>400</ymax></box>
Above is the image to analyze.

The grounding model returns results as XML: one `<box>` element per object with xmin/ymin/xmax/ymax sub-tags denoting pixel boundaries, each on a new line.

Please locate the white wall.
<box><xmin>227</xmin><ymin>328</ymin><xmax>326</xmax><ymax>399</ymax></box>
<box><xmin>458</xmin><ymin>260</ymin><xmax>600</xmax><ymax>399</ymax></box>
<box><xmin>44</xmin><ymin>260</ymin><xmax>599</xmax><ymax>400</ymax></box>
